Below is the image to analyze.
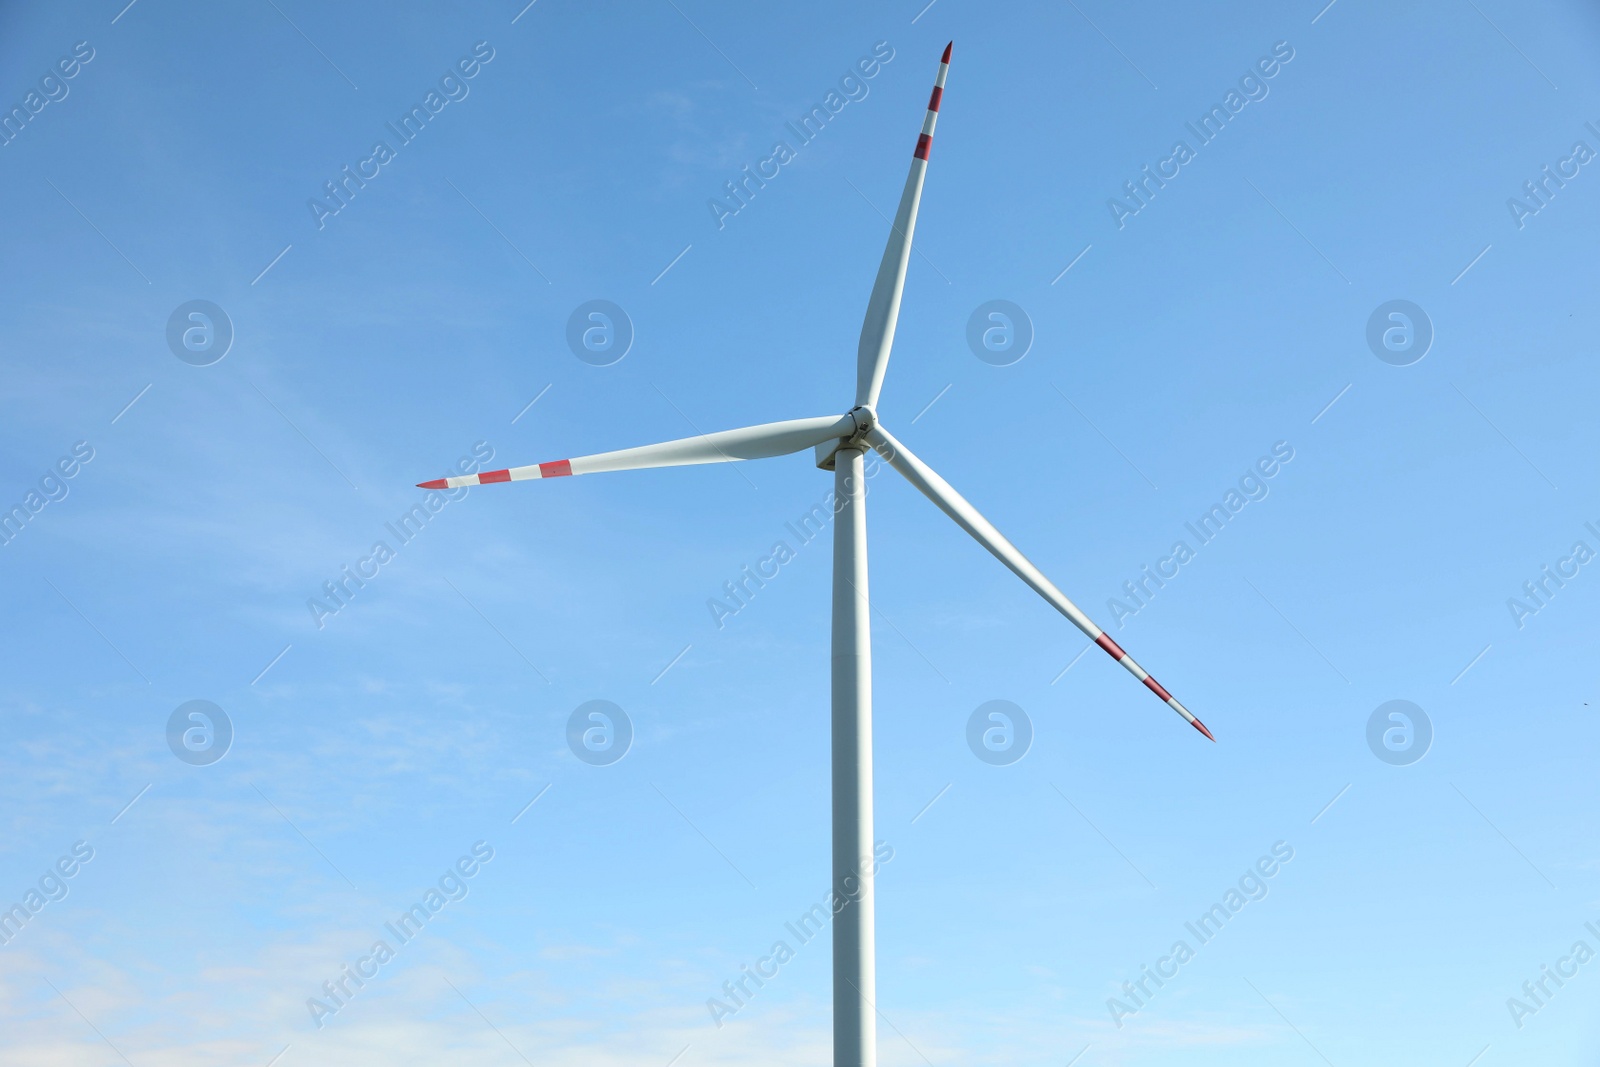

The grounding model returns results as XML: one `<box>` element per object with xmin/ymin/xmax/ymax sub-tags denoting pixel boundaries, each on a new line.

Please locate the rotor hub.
<box><xmin>847</xmin><ymin>405</ymin><xmax>877</xmax><ymax>437</ymax></box>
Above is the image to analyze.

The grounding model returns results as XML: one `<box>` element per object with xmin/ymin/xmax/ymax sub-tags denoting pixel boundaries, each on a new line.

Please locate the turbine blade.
<box><xmin>854</xmin><ymin>42</ymin><xmax>951</xmax><ymax>410</ymax></box>
<box><xmin>866</xmin><ymin>423</ymin><xmax>1212</xmax><ymax>741</ymax></box>
<box><xmin>417</xmin><ymin>414</ymin><xmax>856</xmax><ymax>489</ymax></box>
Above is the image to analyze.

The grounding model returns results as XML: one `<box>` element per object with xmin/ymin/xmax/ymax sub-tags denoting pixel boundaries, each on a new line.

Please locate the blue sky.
<box><xmin>3</xmin><ymin>0</ymin><xmax>1600</xmax><ymax>1064</ymax></box>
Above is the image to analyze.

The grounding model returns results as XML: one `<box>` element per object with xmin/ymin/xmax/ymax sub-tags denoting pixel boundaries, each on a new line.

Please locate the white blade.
<box><xmin>855</xmin><ymin>43</ymin><xmax>951</xmax><ymax>410</ymax></box>
<box><xmin>865</xmin><ymin>423</ymin><xmax>1213</xmax><ymax>741</ymax></box>
<box><xmin>417</xmin><ymin>414</ymin><xmax>856</xmax><ymax>489</ymax></box>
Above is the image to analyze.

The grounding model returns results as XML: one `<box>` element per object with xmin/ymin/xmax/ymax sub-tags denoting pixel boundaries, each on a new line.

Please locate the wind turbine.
<box><xmin>418</xmin><ymin>42</ymin><xmax>1211</xmax><ymax>1067</ymax></box>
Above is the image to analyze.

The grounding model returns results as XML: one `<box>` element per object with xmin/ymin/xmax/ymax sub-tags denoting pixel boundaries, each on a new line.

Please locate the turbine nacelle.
<box><xmin>814</xmin><ymin>404</ymin><xmax>878</xmax><ymax>471</ymax></box>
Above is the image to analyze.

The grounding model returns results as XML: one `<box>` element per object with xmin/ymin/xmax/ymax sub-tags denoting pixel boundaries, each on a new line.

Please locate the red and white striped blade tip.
<box><xmin>416</xmin><ymin>479</ymin><xmax>447</xmax><ymax>489</ymax></box>
<box><xmin>942</xmin><ymin>41</ymin><xmax>952</xmax><ymax>63</ymax></box>
<box><xmin>1191</xmin><ymin>717</ymin><xmax>1216</xmax><ymax>742</ymax></box>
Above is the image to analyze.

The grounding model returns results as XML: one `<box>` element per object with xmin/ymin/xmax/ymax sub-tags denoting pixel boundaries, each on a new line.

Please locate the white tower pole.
<box><xmin>831</xmin><ymin>444</ymin><xmax>876</xmax><ymax>1067</ymax></box>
